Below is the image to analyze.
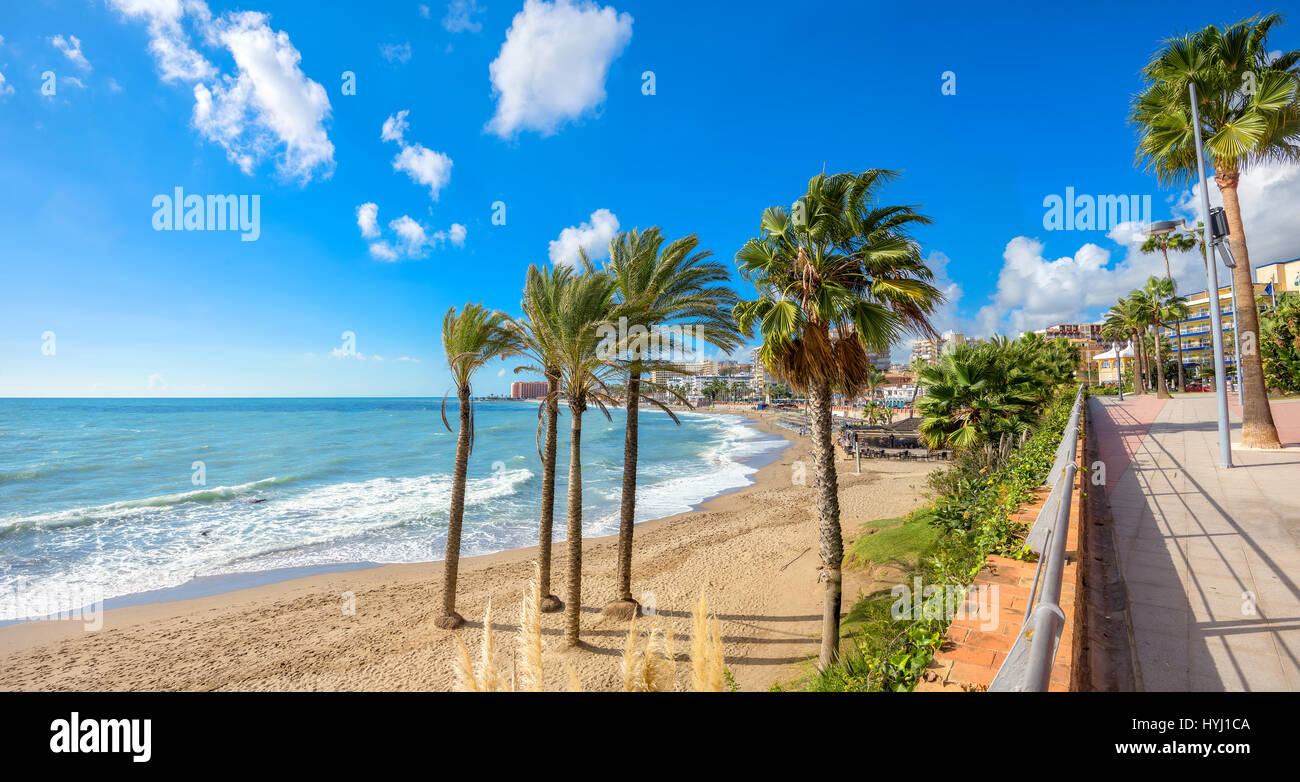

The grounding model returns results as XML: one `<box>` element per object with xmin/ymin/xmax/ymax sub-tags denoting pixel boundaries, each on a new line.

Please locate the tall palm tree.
<box><xmin>1100</xmin><ymin>314</ymin><xmax>1132</xmax><ymax>389</ymax></box>
<box><xmin>548</xmin><ymin>267</ymin><xmax>620</xmax><ymax>646</ymax></box>
<box><xmin>435</xmin><ymin>303</ymin><xmax>520</xmax><ymax>629</ymax></box>
<box><xmin>1105</xmin><ymin>298</ymin><xmax>1147</xmax><ymax>394</ymax></box>
<box><xmin>513</xmin><ymin>264</ymin><xmax>573</xmax><ymax>613</ymax></box>
<box><xmin>1131</xmin><ymin>277</ymin><xmax>1184</xmax><ymax>398</ymax></box>
<box><xmin>1131</xmin><ymin>13</ymin><xmax>1298</xmax><ymax>447</ymax></box>
<box><xmin>734</xmin><ymin>170</ymin><xmax>941</xmax><ymax>671</ymax></box>
<box><xmin>601</xmin><ymin>227</ymin><xmax>740</xmax><ymax>619</ymax></box>
<box><xmin>1139</xmin><ymin>230</ymin><xmax>1198</xmax><ymax>391</ymax></box>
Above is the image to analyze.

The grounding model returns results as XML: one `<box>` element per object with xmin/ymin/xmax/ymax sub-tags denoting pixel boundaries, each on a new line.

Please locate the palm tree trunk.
<box><xmin>1153</xmin><ymin>322</ymin><xmax>1171</xmax><ymax>398</ymax></box>
<box><xmin>1131</xmin><ymin>330</ymin><xmax>1146</xmax><ymax>395</ymax></box>
<box><xmin>563</xmin><ymin>403</ymin><xmax>585</xmax><ymax>646</ymax></box>
<box><xmin>1162</xmin><ymin>248</ymin><xmax>1187</xmax><ymax>393</ymax></box>
<box><xmin>1218</xmin><ymin>178</ymin><xmax>1282</xmax><ymax>449</ymax></box>
<box><xmin>435</xmin><ymin>385</ymin><xmax>472</xmax><ymax>629</ymax></box>
<box><xmin>537</xmin><ymin>371</ymin><xmax>563</xmax><ymax>612</ymax></box>
<box><xmin>808</xmin><ymin>379</ymin><xmax>843</xmax><ymax>671</ymax></box>
<box><xmin>604</xmin><ymin>369</ymin><xmax>641</xmax><ymax>619</ymax></box>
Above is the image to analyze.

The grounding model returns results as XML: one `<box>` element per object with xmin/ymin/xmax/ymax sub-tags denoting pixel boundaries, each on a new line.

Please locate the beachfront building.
<box><xmin>879</xmin><ymin>383</ymin><xmax>923</xmax><ymax>408</ymax></box>
<box><xmin>510</xmin><ymin>381</ymin><xmax>549</xmax><ymax>399</ymax></box>
<box><xmin>1091</xmin><ymin>343</ymin><xmax>1135</xmax><ymax>384</ymax></box>
<box><xmin>1031</xmin><ymin>323</ymin><xmax>1106</xmax><ymax>380</ymax></box>
<box><xmin>659</xmin><ymin>373</ymin><xmax>754</xmax><ymax>402</ymax></box>
<box><xmin>910</xmin><ymin>330</ymin><xmax>965</xmax><ymax>364</ymax></box>
<box><xmin>749</xmin><ymin>346</ymin><xmax>767</xmax><ymax>392</ymax></box>
<box><xmin>1035</xmin><ymin>323</ymin><xmax>1104</xmax><ymax>341</ymax></box>
<box><xmin>1163</xmin><ymin>281</ymin><xmax>1274</xmax><ymax>380</ymax></box>
<box><xmin>1254</xmin><ymin>258</ymin><xmax>1300</xmax><ymax>295</ymax></box>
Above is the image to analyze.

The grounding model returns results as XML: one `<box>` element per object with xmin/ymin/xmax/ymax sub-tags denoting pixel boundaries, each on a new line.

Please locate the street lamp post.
<box><xmin>1188</xmin><ymin>81</ymin><xmax>1233</xmax><ymax>469</ymax></box>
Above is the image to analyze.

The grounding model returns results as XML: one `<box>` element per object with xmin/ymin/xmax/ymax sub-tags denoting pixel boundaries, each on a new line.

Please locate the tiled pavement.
<box><xmin>1092</xmin><ymin>395</ymin><xmax>1300</xmax><ymax>691</ymax></box>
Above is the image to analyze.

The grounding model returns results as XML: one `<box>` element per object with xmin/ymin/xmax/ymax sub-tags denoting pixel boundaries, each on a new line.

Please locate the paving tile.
<box><xmin>1091</xmin><ymin>396</ymin><xmax>1300</xmax><ymax>692</ymax></box>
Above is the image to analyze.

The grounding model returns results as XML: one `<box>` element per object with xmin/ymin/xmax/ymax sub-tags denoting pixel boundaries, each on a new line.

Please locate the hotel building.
<box><xmin>910</xmin><ymin>330</ymin><xmax>965</xmax><ymax>364</ymax></box>
<box><xmin>1163</xmin><ymin>281</ymin><xmax>1275</xmax><ymax>378</ymax></box>
<box><xmin>1254</xmin><ymin>258</ymin><xmax>1300</xmax><ymax>295</ymax></box>
<box><xmin>509</xmin><ymin>381</ymin><xmax>549</xmax><ymax>399</ymax></box>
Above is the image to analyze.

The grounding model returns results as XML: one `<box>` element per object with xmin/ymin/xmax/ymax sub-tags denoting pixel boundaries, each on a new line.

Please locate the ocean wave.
<box><xmin>0</xmin><ymin>476</ymin><xmax>301</xmax><ymax>536</ymax></box>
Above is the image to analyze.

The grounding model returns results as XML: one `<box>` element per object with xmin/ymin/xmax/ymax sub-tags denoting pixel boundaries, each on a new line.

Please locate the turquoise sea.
<box><xmin>0</xmin><ymin>398</ymin><xmax>787</xmax><ymax>620</ymax></box>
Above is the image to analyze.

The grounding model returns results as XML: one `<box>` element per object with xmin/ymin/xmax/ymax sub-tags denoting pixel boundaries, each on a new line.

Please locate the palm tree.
<box><xmin>1133</xmin><ymin>275</ymin><xmax>1185</xmax><ymax>394</ymax></box>
<box><xmin>1139</xmin><ymin>230</ymin><xmax>1197</xmax><ymax>391</ymax></box>
<box><xmin>548</xmin><ymin>267</ymin><xmax>620</xmax><ymax>646</ymax></box>
<box><xmin>601</xmin><ymin>228</ymin><xmax>740</xmax><ymax>619</ymax></box>
<box><xmin>1131</xmin><ymin>13</ymin><xmax>1297</xmax><ymax>447</ymax></box>
<box><xmin>1131</xmin><ymin>278</ymin><xmax>1178</xmax><ymax>398</ymax></box>
<box><xmin>917</xmin><ymin>343</ymin><xmax>1040</xmax><ymax>449</ymax></box>
<box><xmin>1104</xmin><ymin>298</ymin><xmax>1147</xmax><ymax>394</ymax></box>
<box><xmin>435</xmin><ymin>303</ymin><xmax>520</xmax><ymax>629</ymax></box>
<box><xmin>864</xmin><ymin>366</ymin><xmax>886</xmax><ymax>401</ymax></box>
<box><xmin>1100</xmin><ymin>317</ymin><xmax>1131</xmax><ymax>389</ymax></box>
<box><xmin>734</xmin><ymin>170</ymin><xmax>941</xmax><ymax>671</ymax></box>
<box><xmin>513</xmin><ymin>264</ymin><xmax>573</xmax><ymax>613</ymax></box>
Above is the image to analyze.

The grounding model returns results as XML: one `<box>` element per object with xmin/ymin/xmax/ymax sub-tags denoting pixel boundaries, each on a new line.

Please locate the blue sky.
<box><xmin>2</xmin><ymin>0</ymin><xmax>1297</xmax><ymax>397</ymax></box>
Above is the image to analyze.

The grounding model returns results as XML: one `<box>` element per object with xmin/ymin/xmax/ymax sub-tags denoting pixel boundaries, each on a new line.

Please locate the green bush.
<box><xmin>799</xmin><ymin>386</ymin><xmax>1079</xmax><ymax>692</ymax></box>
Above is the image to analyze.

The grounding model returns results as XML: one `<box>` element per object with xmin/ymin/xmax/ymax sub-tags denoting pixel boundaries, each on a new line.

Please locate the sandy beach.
<box><xmin>0</xmin><ymin>411</ymin><xmax>943</xmax><ymax>692</ymax></box>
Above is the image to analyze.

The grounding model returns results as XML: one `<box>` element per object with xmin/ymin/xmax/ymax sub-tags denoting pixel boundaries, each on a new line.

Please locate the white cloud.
<box><xmin>61</xmin><ymin>76</ymin><xmax>88</xmax><ymax>89</ymax></box>
<box><xmin>381</xmin><ymin>109</ymin><xmax>409</xmax><ymax>142</ymax></box>
<box><xmin>448</xmin><ymin>222</ymin><xmax>467</xmax><ymax>247</ymax></box>
<box><xmin>390</xmin><ymin>215</ymin><xmax>431</xmax><ymax>256</ymax></box>
<box><xmin>971</xmin><ymin>160</ymin><xmax>1300</xmax><ymax>337</ymax></box>
<box><xmin>974</xmin><ymin>238</ymin><xmax>1119</xmax><ymax>337</ymax></box>
<box><xmin>147</xmin><ymin>373</ymin><xmax>167</xmax><ymax>391</ymax></box>
<box><xmin>331</xmin><ymin>347</ymin><xmax>368</xmax><ymax>359</ymax></box>
<box><xmin>192</xmin><ymin>11</ymin><xmax>334</xmax><ymax>183</ymax></box>
<box><xmin>107</xmin><ymin>0</ymin><xmax>216</xmax><ymax>83</ymax></box>
<box><xmin>356</xmin><ymin>202</ymin><xmax>380</xmax><ymax>239</ymax></box>
<box><xmin>548</xmin><ymin>208</ymin><xmax>619</xmax><ymax>267</ymax></box>
<box><xmin>497</xmin><ymin>368</ymin><xmax>506</xmax><ymax>376</ymax></box>
<box><xmin>357</xmin><ymin>206</ymin><xmax>462</xmax><ymax>260</ymax></box>
<box><xmin>486</xmin><ymin>0</ymin><xmax>633</xmax><ymax>138</ymax></box>
<box><xmin>444</xmin><ymin>0</ymin><xmax>485</xmax><ymax>33</ymax></box>
<box><xmin>419</xmin><ymin>5</ymin><xmax>432</xmax><ymax>20</ymax></box>
<box><xmin>380</xmin><ymin>42</ymin><xmax>411</xmax><ymax>64</ymax></box>
<box><xmin>50</xmin><ymin>34</ymin><xmax>91</xmax><ymax>71</ymax></box>
<box><xmin>0</xmin><ymin>72</ymin><xmax>13</xmax><ymax>98</ymax></box>
<box><xmin>107</xmin><ymin>77</ymin><xmax>125</xmax><ymax>92</ymax></box>
<box><xmin>396</xmin><ymin>356</ymin><xmax>420</xmax><ymax>363</ymax></box>
<box><xmin>392</xmin><ymin>143</ymin><xmax>453</xmax><ymax>200</ymax></box>
<box><xmin>109</xmin><ymin>2</ymin><xmax>333</xmax><ymax>183</ymax></box>
<box><xmin>369</xmin><ymin>241</ymin><xmax>399</xmax><ymax>261</ymax></box>
<box><xmin>381</xmin><ymin>111</ymin><xmax>453</xmax><ymax>199</ymax></box>
<box><xmin>1173</xmin><ymin>159</ymin><xmax>1300</xmax><ymax>269</ymax></box>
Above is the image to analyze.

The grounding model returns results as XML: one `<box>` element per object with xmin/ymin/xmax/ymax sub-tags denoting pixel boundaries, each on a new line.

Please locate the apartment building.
<box><xmin>1162</xmin><ymin>281</ymin><xmax>1274</xmax><ymax>377</ymax></box>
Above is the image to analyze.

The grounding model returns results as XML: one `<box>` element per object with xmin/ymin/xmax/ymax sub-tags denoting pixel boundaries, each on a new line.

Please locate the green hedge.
<box><xmin>793</xmin><ymin>386</ymin><xmax>1080</xmax><ymax>692</ymax></box>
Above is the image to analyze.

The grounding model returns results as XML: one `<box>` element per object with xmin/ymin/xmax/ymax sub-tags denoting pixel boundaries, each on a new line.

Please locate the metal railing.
<box><xmin>989</xmin><ymin>385</ymin><xmax>1083</xmax><ymax>692</ymax></box>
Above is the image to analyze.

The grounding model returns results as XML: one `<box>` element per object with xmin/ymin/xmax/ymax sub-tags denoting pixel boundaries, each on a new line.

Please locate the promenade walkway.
<box><xmin>1091</xmin><ymin>394</ymin><xmax>1300</xmax><ymax>690</ymax></box>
